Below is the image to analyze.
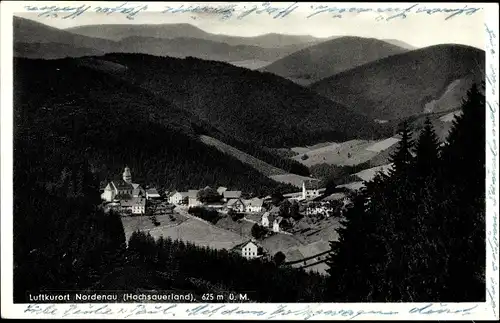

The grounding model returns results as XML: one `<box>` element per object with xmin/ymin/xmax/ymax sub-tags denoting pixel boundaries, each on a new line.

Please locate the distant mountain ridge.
<box><xmin>260</xmin><ymin>36</ymin><xmax>409</xmax><ymax>85</ymax></box>
<box><xmin>310</xmin><ymin>44</ymin><xmax>485</xmax><ymax>120</ymax></box>
<box><xmin>65</xmin><ymin>23</ymin><xmax>322</xmax><ymax>48</ymax></box>
<box><xmin>14</xmin><ymin>16</ymin><xmax>319</xmax><ymax>63</ymax></box>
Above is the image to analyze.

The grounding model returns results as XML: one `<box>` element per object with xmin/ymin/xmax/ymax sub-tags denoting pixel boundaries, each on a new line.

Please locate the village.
<box><xmin>100</xmin><ymin>166</ymin><xmax>353</xmax><ymax>272</ymax></box>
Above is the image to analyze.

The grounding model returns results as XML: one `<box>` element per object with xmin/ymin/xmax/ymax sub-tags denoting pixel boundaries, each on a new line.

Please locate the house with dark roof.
<box><xmin>119</xmin><ymin>197</ymin><xmax>146</xmax><ymax>215</ymax></box>
<box><xmin>222</xmin><ymin>190</ymin><xmax>242</xmax><ymax>202</ymax></box>
<box><xmin>231</xmin><ymin>240</ymin><xmax>260</xmax><ymax>260</ymax></box>
<box><xmin>245</xmin><ymin>197</ymin><xmax>264</xmax><ymax>213</ymax></box>
<box><xmin>302</xmin><ymin>180</ymin><xmax>325</xmax><ymax>200</ymax></box>
<box><xmin>226</xmin><ymin>198</ymin><xmax>246</xmax><ymax>212</ymax></box>
<box><xmin>146</xmin><ymin>188</ymin><xmax>161</xmax><ymax>200</ymax></box>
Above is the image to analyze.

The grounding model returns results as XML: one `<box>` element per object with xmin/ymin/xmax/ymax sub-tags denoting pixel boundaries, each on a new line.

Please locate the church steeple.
<box><xmin>123</xmin><ymin>166</ymin><xmax>132</xmax><ymax>184</ymax></box>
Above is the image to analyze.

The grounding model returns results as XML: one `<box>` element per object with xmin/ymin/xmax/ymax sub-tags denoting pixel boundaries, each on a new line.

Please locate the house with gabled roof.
<box><xmin>226</xmin><ymin>198</ymin><xmax>246</xmax><ymax>213</ymax></box>
<box><xmin>302</xmin><ymin>180</ymin><xmax>325</xmax><ymax>200</ymax></box>
<box><xmin>168</xmin><ymin>191</ymin><xmax>189</xmax><ymax>205</ymax></box>
<box><xmin>146</xmin><ymin>188</ymin><xmax>161</xmax><ymax>200</ymax></box>
<box><xmin>245</xmin><ymin>197</ymin><xmax>264</xmax><ymax>213</ymax></box>
<box><xmin>223</xmin><ymin>190</ymin><xmax>242</xmax><ymax>202</ymax></box>
<box><xmin>231</xmin><ymin>239</ymin><xmax>260</xmax><ymax>260</ymax></box>
<box><xmin>187</xmin><ymin>190</ymin><xmax>202</xmax><ymax>207</ymax></box>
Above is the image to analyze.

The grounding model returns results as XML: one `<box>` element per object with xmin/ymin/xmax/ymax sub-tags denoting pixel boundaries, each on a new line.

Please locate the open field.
<box><xmin>200</xmin><ymin>135</ymin><xmax>315</xmax><ymax>188</ymax></box>
<box><xmin>269</xmin><ymin>174</ymin><xmax>318</xmax><ymax>188</ymax></box>
<box><xmin>290</xmin><ymin>139</ymin><xmax>398</xmax><ymax>167</ymax></box>
<box><xmin>122</xmin><ymin>212</ymin><xmax>246</xmax><ymax>250</ymax></box>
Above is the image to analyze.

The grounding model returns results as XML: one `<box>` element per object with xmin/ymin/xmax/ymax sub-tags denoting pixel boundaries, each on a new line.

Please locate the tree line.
<box><xmin>326</xmin><ymin>83</ymin><xmax>486</xmax><ymax>302</ymax></box>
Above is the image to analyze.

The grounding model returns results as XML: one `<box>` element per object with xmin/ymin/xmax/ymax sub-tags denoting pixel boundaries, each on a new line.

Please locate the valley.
<box><xmin>11</xmin><ymin>13</ymin><xmax>488</xmax><ymax>305</ymax></box>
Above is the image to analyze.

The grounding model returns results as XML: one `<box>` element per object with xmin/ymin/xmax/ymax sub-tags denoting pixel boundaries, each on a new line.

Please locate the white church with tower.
<box><xmin>101</xmin><ymin>166</ymin><xmax>145</xmax><ymax>202</ymax></box>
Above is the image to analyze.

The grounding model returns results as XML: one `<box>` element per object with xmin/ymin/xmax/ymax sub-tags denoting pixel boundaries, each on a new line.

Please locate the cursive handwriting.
<box><xmin>24</xmin><ymin>2</ymin><xmax>148</xmax><ymax>20</ymax></box>
<box><xmin>21</xmin><ymin>302</ymin><xmax>485</xmax><ymax>319</ymax></box>
<box><xmin>485</xmin><ymin>21</ymin><xmax>499</xmax><ymax>319</ymax></box>
<box><xmin>162</xmin><ymin>3</ymin><xmax>237</xmax><ymax>20</ymax></box>
<box><xmin>23</xmin><ymin>2</ymin><xmax>483</xmax><ymax>21</ymax></box>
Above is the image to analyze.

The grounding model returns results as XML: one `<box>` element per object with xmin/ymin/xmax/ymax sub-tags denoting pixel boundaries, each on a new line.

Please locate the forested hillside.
<box><xmin>98</xmin><ymin>53</ymin><xmax>391</xmax><ymax>147</ymax></box>
<box><xmin>326</xmin><ymin>84</ymin><xmax>485</xmax><ymax>302</ymax></box>
<box><xmin>14</xmin><ymin>57</ymin><xmax>297</xmax><ymax>196</ymax></box>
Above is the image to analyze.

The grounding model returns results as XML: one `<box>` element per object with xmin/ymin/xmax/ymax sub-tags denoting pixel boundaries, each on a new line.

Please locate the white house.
<box><xmin>146</xmin><ymin>188</ymin><xmax>161</xmax><ymax>200</ymax></box>
<box><xmin>261</xmin><ymin>212</ymin><xmax>270</xmax><ymax>227</ymax></box>
<box><xmin>188</xmin><ymin>190</ymin><xmax>202</xmax><ymax>207</ymax></box>
<box><xmin>302</xmin><ymin>180</ymin><xmax>325</xmax><ymax>200</ymax></box>
<box><xmin>272</xmin><ymin>217</ymin><xmax>282</xmax><ymax>233</ymax></box>
<box><xmin>101</xmin><ymin>166</ymin><xmax>143</xmax><ymax>202</ymax></box>
<box><xmin>232</xmin><ymin>240</ymin><xmax>260</xmax><ymax>260</ymax></box>
<box><xmin>245</xmin><ymin>198</ymin><xmax>264</xmax><ymax>213</ymax></box>
<box><xmin>168</xmin><ymin>191</ymin><xmax>189</xmax><ymax>205</ymax></box>
<box><xmin>132</xmin><ymin>197</ymin><xmax>146</xmax><ymax>215</ymax></box>
<box><xmin>226</xmin><ymin>198</ymin><xmax>246</xmax><ymax>212</ymax></box>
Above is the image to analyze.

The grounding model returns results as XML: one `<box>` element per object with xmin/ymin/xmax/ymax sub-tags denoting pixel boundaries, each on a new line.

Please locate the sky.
<box><xmin>10</xmin><ymin>1</ymin><xmax>486</xmax><ymax>49</ymax></box>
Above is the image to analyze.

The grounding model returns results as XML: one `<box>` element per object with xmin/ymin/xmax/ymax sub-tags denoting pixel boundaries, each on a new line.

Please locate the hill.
<box><xmin>14</xmin><ymin>42</ymin><xmax>104</xmax><ymax>59</ymax></box>
<box><xmin>13</xmin><ymin>16</ymin><xmax>116</xmax><ymax>52</ymax></box>
<box><xmin>95</xmin><ymin>53</ymin><xmax>391</xmax><ymax>148</ymax></box>
<box><xmin>382</xmin><ymin>39</ymin><xmax>417</xmax><ymax>50</ymax></box>
<box><xmin>14</xmin><ymin>57</ymin><xmax>298</xmax><ymax>197</ymax></box>
<box><xmin>310</xmin><ymin>44</ymin><xmax>485</xmax><ymax>120</ymax></box>
<box><xmin>14</xmin><ymin>17</ymin><xmax>314</xmax><ymax>64</ymax></box>
<box><xmin>114</xmin><ymin>36</ymin><xmax>300</xmax><ymax>63</ymax></box>
<box><xmin>66</xmin><ymin>23</ymin><xmax>321</xmax><ymax>48</ymax></box>
<box><xmin>261</xmin><ymin>37</ymin><xmax>408</xmax><ymax>85</ymax></box>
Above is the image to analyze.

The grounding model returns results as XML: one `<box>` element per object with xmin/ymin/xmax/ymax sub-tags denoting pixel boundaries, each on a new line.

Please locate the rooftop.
<box><xmin>224</xmin><ymin>191</ymin><xmax>242</xmax><ymax>199</ymax></box>
<box><xmin>303</xmin><ymin>179</ymin><xmax>322</xmax><ymax>190</ymax></box>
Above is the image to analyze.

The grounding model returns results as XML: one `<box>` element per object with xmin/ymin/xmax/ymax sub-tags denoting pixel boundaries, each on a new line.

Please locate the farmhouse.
<box><xmin>168</xmin><ymin>191</ymin><xmax>189</xmax><ymax>205</ymax></box>
<box><xmin>119</xmin><ymin>197</ymin><xmax>146</xmax><ymax>215</ymax></box>
<box><xmin>223</xmin><ymin>190</ymin><xmax>242</xmax><ymax>202</ymax></box>
<box><xmin>302</xmin><ymin>180</ymin><xmax>325</xmax><ymax>200</ymax></box>
<box><xmin>101</xmin><ymin>166</ymin><xmax>144</xmax><ymax>202</ymax></box>
<box><xmin>188</xmin><ymin>190</ymin><xmax>202</xmax><ymax>207</ymax></box>
<box><xmin>245</xmin><ymin>197</ymin><xmax>264</xmax><ymax>213</ymax></box>
<box><xmin>232</xmin><ymin>240</ymin><xmax>260</xmax><ymax>260</ymax></box>
<box><xmin>131</xmin><ymin>197</ymin><xmax>146</xmax><ymax>215</ymax></box>
<box><xmin>146</xmin><ymin>188</ymin><xmax>161</xmax><ymax>200</ymax></box>
<box><xmin>226</xmin><ymin>198</ymin><xmax>246</xmax><ymax>213</ymax></box>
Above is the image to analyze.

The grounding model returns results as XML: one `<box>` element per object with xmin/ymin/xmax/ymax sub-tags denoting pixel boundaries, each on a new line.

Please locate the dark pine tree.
<box><xmin>414</xmin><ymin>117</ymin><xmax>441</xmax><ymax>177</ymax></box>
<box><xmin>439</xmin><ymin>82</ymin><xmax>486</xmax><ymax>301</ymax></box>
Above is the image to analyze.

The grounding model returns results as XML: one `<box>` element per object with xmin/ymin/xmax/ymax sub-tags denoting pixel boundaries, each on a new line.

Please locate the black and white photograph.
<box><xmin>1</xmin><ymin>1</ymin><xmax>499</xmax><ymax>320</ymax></box>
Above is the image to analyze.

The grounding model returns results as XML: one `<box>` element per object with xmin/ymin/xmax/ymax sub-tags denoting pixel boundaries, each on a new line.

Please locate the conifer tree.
<box><xmin>389</xmin><ymin>120</ymin><xmax>415</xmax><ymax>178</ymax></box>
<box><xmin>414</xmin><ymin>117</ymin><xmax>441</xmax><ymax>177</ymax></box>
<box><xmin>439</xmin><ymin>82</ymin><xmax>486</xmax><ymax>300</ymax></box>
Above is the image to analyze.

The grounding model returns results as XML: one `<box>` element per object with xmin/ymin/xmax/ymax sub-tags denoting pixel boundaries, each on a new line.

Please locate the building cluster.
<box><xmin>166</xmin><ymin>187</ymin><xmax>264</xmax><ymax>213</ymax></box>
<box><xmin>100</xmin><ymin>167</ymin><xmax>351</xmax><ymax>235</ymax></box>
<box><xmin>100</xmin><ymin>166</ymin><xmax>162</xmax><ymax>215</ymax></box>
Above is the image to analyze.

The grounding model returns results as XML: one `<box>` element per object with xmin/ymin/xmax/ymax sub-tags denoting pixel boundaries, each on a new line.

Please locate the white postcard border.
<box><xmin>1</xmin><ymin>2</ymin><xmax>499</xmax><ymax>320</ymax></box>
